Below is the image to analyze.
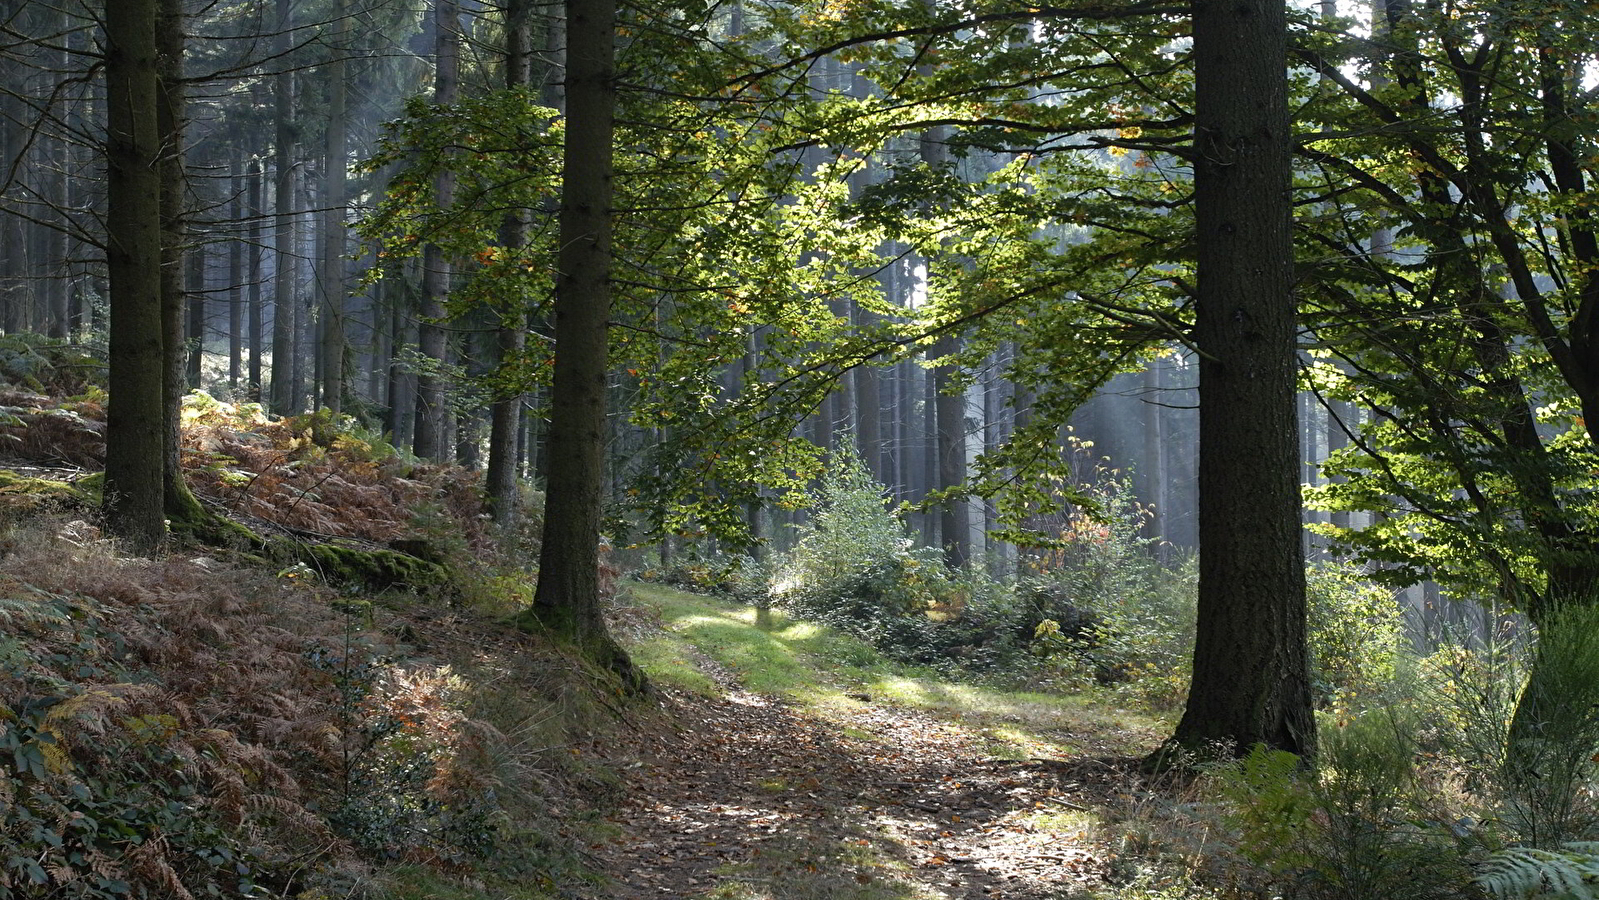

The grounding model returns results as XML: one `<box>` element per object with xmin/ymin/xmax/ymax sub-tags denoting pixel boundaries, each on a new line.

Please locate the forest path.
<box><xmin>584</xmin><ymin>588</ymin><xmax>1165</xmax><ymax>899</ymax></box>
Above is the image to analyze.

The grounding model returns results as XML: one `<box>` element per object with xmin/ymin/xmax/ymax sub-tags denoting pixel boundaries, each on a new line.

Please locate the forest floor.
<box><xmin>581</xmin><ymin>584</ymin><xmax>1197</xmax><ymax>900</ymax></box>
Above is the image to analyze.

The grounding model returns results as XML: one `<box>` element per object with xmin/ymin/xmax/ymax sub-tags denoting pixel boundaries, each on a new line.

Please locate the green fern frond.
<box><xmin>1476</xmin><ymin>844</ymin><xmax>1599</xmax><ymax>899</ymax></box>
<box><xmin>0</xmin><ymin>590</ymin><xmax>72</xmax><ymax>630</ymax></box>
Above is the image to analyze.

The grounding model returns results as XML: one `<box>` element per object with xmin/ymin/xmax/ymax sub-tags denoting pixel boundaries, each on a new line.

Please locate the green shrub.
<box><xmin>1306</xmin><ymin>562</ymin><xmax>1407</xmax><ymax>712</ymax></box>
<box><xmin>780</xmin><ymin>447</ymin><xmax>920</xmax><ymax>602</ymax></box>
<box><xmin>1022</xmin><ymin>474</ymin><xmax>1198</xmax><ymax>707</ymax></box>
<box><xmin>1501</xmin><ymin>603</ymin><xmax>1599</xmax><ymax>847</ymax></box>
<box><xmin>1418</xmin><ymin>603</ymin><xmax>1599</xmax><ymax>849</ymax></box>
<box><xmin>1221</xmin><ymin>717</ymin><xmax>1472</xmax><ymax>900</ymax></box>
<box><xmin>766</xmin><ymin>448</ymin><xmax>1033</xmax><ymax>673</ymax></box>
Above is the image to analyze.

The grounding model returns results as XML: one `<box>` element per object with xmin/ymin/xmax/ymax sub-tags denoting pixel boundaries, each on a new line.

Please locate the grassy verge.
<box><xmin>624</xmin><ymin>581</ymin><xmax>1160</xmax><ymax>759</ymax></box>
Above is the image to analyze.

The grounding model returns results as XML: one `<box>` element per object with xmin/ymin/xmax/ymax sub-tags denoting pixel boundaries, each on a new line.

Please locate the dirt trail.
<box><xmin>584</xmin><ymin>658</ymin><xmax>1156</xmax><ymax>899</ymax></box>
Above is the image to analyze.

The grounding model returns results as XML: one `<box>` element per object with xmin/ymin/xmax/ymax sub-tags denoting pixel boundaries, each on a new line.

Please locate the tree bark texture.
<box><xmin>414</xmin><ymin>0</ymin><xmax>459</xmax><ymax>461</ymax></box>
<box><xmin>1168</xmin><ymin>0</ymin><xmax>1315</xmax><ymax>760</ymax></box>
<box><xmin>247</xmin><ymin>157</ymin><xmax>264</xmax><ymax>399</ymax></box>
<box><xmin>528</xmin><ymin>0</ymin><xmax>641</xmax><ymax>691</ymax></box>
<box><xmin>486</xmin><ymin>0</ymin><xmax>534</xmax><ymax>525</ymax></box>
<box><xmin>269</xmin><ymin>0</ymin><xmax>296</xmax><ymax>415</ymax></box>
<box><xmin>157</xmin><ymin>0</ymin><xmax>186</xmax><ymax>501</ymax></box>
<box><xmin>103</xmin><ymin>0</ymin><xmax>167</xmax><ymax>552</ymax></box>
<box><xmin>319</xmin><ymin>0</ymin><xmax>348</xmax><ymax>414</ymax></box>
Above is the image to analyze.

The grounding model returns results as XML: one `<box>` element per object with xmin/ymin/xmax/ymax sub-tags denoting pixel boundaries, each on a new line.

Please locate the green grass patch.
<box><xmin>372</xmin><ymin>864</ymin><xmax>566</xmax><ymax>900</ymax></box>
<box><xmin>625</xmin><ymin>625</ymin><xmax>719</xmax><ymax>694</ymax></box>
<box><xmin>624</xmin><ymin>582</ymin><xmax>1159</xmax><ymax>757</ymax></box>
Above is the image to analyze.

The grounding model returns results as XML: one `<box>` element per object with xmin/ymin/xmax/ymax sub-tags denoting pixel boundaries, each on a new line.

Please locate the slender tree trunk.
<box><xmin>1143</xmin><ymin>356</ymin><xmax>1168</xmax><ymax>562</ymax></box>
<box><xmin>319</xmin><ymin>0</ymin><xmax>348</xmax><ymax>414</ymax></box>
<box><xmin>918</xmin><ymin>118</ymin><xmax>969</xmax><ymax>566</ymax></box>
<box><xmin>525</xmin><ymin>0</ymin><xmax>642</xmax><ymax>692</ymax></box>
<box><xmin>486</xmin><ymin>0</ymin><xmax>534</xmax><ymax>524</ymax></box>
<box><xmin>229</xmin><ymin>154</ymin><xmax>245</xmax><ymax>391</ymax></box>
<box><xmin>247</xmin><ymin>157</ymin><xmax>264</xmax><ymax>400</ymax></box>
<box><xmin>158</xmin><ymin>0</ymin><xmax>202</xmax><ymax>523</ymax></box>
<box><xmin>291</xmin><ymin>169</ymin><xmax>312</xmax><ymax>409</ymax></box>
<box><xmin>42</xmin><ymin>8</ymin><xmax>68</xmax><ymax>339</ymax></box>
<box><xmin>1163</xmin><ymin>0</ymin><xmax>1314</xmax><ymax>761</ymax></box>
<box><xmin>103</xmin><ymin>0</ymin><xmax>166</xmax><ymax>552</ymax></box>
<box><xmin>387</xmin><ymin>283</ymin><xmax>417</xmax><ymax>448</ymax></box>
<box><xmin>269</xmin><ymin>0</ymin><xmax>297</xmax><ymax>414</ymax></box>
<box><xmin>414</xmin><ymin>0</ymin><xmax>460</xmax><ymax>460</ymax></box>
<box><xmin>185</xmin><ymin>243</ymin><xmax>204</xmax><ymax>388</ymax></box>
<box><xmin>933</xmin><ymin>338</ymin><xmax>967</xmax><ymax>567</ymax></box>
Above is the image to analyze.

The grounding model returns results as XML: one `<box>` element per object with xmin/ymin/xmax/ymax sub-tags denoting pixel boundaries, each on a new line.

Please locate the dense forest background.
<box><xmin>1</xmin><ymin>0</ymin><xmax>1462</xmax><ymax>608</ymax></box>
<box><xmin>3</xmin><ymin>0</ymin><xmax>1599</xmax><ymax>896</ymax></box>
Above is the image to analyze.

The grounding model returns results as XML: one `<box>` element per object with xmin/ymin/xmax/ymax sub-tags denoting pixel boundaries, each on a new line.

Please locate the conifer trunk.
<box><xmin>526</xmin><ymin>0</ymin><xmax>641</xmax><ymax>691</ymax></box>
<box><xmin>103</xmin><ymin>0</ymin><xmax>166</xmax><ymax>551</ymax></box>
<box><xmin>1164</xmin><ymin>0</ymin><xmax>1315</xmax><ymax>761</ymax></box>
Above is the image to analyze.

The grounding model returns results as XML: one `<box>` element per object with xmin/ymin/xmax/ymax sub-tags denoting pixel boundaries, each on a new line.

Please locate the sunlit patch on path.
<box><xmin>586</xmin><ymin>602</ymin><xmax>1163</xmax><ymax>899</ymax></box>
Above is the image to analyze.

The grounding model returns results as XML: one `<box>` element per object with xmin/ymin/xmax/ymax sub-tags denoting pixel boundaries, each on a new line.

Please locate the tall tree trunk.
<box><xmin>918</xmin><ymin>116</ymin><xmax>969</xmax><ymax>566</ymax></box>
<box><xmin>291</xmin><ymin>169</ymin><xmax>311</xmax><ymax>410</ymax></box>
<box><xmin>269</xmin><ymin>0</ymin><xmax>297</xmax><ymax>414</ymax></box>
<box><xmin>158</xmin><ymin>0</ymin><xmax>202</xmax><ymax>523</ymax></box>
<box><xmin>485</xmin><ymin>0</ymin><xmax>534</xmax><ymax>525</ymax></box>
<box><xmin>247</xmin><ymin>157</ymin><xmax>264</xmax><ymax>400</ymax></box>
<box><xmin>319</xmin><ymin>0</ymin><xmax>348</xmax><ymax>414</ymax></box>
<box><xmin>414</xmin><ymin>0</ymin><xmax>459</xmax><ymax>460</ymax></box>
<box><xmin>387</xmin><ymin>282</ymin><xmax>417</xmax><ymax>448</ymax></box>
<box><xmin>933</xmin><ymin>337</ymin><xmax>967</xmax><ymax>567</ymax></box>
<box><xmin>1142</xmin><ymin>356</ymin><xmax>1168</xmax><ymax>562</ymax></box>
<box><xmin>42</xmin><ymin>7</ymin><xmax>69</xmax><ymax>339</ymax></box>
<box><xmin>103</xmin><ymin>0</ymin><xmax>166</xmax><ymax>552</ymax></box>
<box><xmin>185</xmin><ymin>243</ymin><xmax>204</xmax><ymax>389</ymax></box>
<box><xmin>1163</xmin><ymin>0</ymin><xmax>1314</xmax><ymax>761</ymax></box>
<box><xmin>525</xmin><ymin>0</ymin><xmax>642</xmax><ymax>692</ymax></box>
<box><xmin>228</xmin><ymin>154</ymin><xmax>245</xmax><ymax>391</ymax></box>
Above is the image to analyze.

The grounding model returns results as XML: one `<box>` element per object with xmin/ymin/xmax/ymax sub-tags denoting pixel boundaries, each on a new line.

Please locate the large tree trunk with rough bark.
<box><xmin>1162</xmin><ymin>0</ymin><xmax>1315</xmax><ymax>762</ymax></box>
<box><xmin>103</xmin><ymin>0</ymin><xmax>166</xmax><ymax>552</ymax></box>
<box><xmin>524</xmin><ymin>0</ymin><xmax>642</xmax><ymax>692</ymax></box>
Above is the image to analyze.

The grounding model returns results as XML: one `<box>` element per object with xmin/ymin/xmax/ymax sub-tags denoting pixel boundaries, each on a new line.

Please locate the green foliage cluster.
<box><xmin>1220</xmin><ymin>604</ymin><xmax>1599</xmax><ymax>899</ymax></box>
<box><xmin>1023</xmin><ymin>475</ymin><xmax>1197</xmax><ymax>707</ymax></box>
<box><xmin>751</xmin><ymin>454</ymin><xmax>1405</xmax><ymax>709</ymax></box>
<box><xmin>1220</xmin><ymin>721</ymin><xmax>1472</xmax><ymax>900</ymax></box>
<box><xmin>1024</xmin><ymin>474</ymin><xmax>1402</xmax><ymax>712</ymax></box>
<box><xmin>764</xmin><ymin>450</ymin><xmax>1042</xmax><ymax>673</ymax></box>
<box><xmin>1305</xmin><ymin>563</ymin><xmax>1407</xmax><ymax>712</ymax></box>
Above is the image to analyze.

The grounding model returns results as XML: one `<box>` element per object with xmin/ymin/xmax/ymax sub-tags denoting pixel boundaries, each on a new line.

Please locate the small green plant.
<box><xmin>778</xmin><ymin>446</ymin><xmax>924</xmax><ymax>611</ymax></box>
<box><xmin>1476</xmin><ymin>843</ymin><xmax>1599</xmax><ymax>899</ymax></box>
<box><xmin>1221</xmin><ymin>713</ymin><xmax>1474</xmax><ymax>900</ymax></box>
<box><xmin>1306</xmin><ymin>562</ymin><xmax>1406</xmax><ymax>712</ymax></box>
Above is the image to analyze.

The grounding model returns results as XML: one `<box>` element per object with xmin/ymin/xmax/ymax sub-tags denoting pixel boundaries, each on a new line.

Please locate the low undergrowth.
<box><xmin>0</xmin><ymin>518</ymin><xmax>611</xmax><ymax>899</ymax></box>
